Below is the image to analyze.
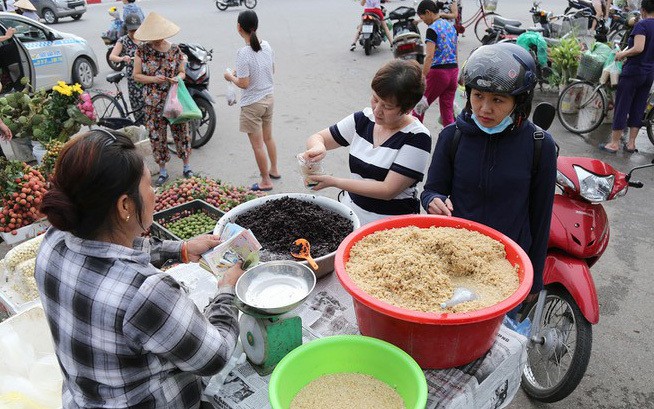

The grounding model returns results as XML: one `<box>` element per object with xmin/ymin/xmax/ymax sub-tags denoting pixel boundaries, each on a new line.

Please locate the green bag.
<box><xmin>167</xmin><ymin>77</ymin><xmax>202</xmax><ymax>124</ymax></box>
<box><xmin>516</xmin><ymin>31</ymin><xmax>548</xmax><ymax>68</ymax></box>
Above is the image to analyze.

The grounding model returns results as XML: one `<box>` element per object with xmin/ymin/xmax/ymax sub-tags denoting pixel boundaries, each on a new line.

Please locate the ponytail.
<box><xmin>238</xmin><ymin>10</ymin><xmax>262</xmax><ymax>52</ymax></box>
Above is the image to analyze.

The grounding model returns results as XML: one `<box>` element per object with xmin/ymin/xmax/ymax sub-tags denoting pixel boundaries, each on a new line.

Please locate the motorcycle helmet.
<box><xmin>462</xmin><ymin>42</ymin><xmax>538</xmax><ymax>123</ymax></box>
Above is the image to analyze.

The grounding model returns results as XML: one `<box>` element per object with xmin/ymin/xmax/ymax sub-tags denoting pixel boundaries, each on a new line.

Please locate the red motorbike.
<box><xmin>519</xmin><ymin>104</ymin><xmax>654</xmax><ymax>402</ymax></box>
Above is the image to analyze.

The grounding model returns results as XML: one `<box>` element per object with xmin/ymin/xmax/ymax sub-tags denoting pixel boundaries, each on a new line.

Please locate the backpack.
<box><xmin>449</xmin><ymin>125</ymin><xmax>544</xmax><ymax>176</ymax></box>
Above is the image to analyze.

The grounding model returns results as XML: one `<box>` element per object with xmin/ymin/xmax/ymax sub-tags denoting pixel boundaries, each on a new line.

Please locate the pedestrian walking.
<box><xmin>133</xmin><ymin>12</ymin><xmax>193</xmax><ymax>186</ymax></box>
<box><xmin>14</xmin><ymin>0</ymin><xmax>39</xmax><ymax>21</ymax></box>
<box><xmin>412</xmin><ymin>0</ymin><xmax>459</xmax><ymax>127</ymax></box>
<box><xmin>224</xmin><ymin>10</ymin><xmax>279</xmax><ymax>191</ymax></box>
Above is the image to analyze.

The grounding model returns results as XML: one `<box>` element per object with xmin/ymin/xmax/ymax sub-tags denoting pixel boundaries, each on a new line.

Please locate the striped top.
<box><xmin>329</xmin><ymin>108</ymin><xmax>431</xmax><ymax>216</ymax></box>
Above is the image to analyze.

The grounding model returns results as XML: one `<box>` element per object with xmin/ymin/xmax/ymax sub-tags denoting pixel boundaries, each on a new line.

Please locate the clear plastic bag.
<box><xmin>225</xmin><ymin>68</ymin><xmax>237</xmax><ymax>106</ymax></box>
<box><xmin>413</xmin><ymin>95</ymin><xmax>429</xmax><ymax>116</ymax></box>
<box><xmin>162</xmin><ymin>82</ymin><xmax>182</xmax><ymax>119</ymax></box>
<box><xmin>297</xmin><ymin>153</ymin><xmax>325</xmax><ymax>188</ymax></box>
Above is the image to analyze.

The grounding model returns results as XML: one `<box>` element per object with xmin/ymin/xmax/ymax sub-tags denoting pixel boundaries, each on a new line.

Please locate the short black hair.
<box><xmin>371</xmin><ymin>59</ymin><xmax>425</xmax><ymax>113</ymax></box>
<box><xmin>417</xmin><ymin>0</ymin><xmax>446</xmax><ymax>15</ymax></box>
<box><xmin>642</xmin><ymin>0</ymin><xmax>654</xmax><ymax>13</ymax></box>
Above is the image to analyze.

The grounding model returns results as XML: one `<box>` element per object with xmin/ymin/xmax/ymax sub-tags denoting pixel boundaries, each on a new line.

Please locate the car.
<box><xmin>0</xmin><ymin>12</ymin><xmax>98</xmax><ymax>92</ymax></box>
<box><xmin>30</xmin><ymin>0</ymin><xmax>87</xmax><ymax>24</ymax></box>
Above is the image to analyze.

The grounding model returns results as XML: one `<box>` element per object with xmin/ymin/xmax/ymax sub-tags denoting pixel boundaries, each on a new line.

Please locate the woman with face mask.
<box><xmin>420</xmin><ymin>43</ymin><xmax>557</xmax><ymax>301</ymax></box>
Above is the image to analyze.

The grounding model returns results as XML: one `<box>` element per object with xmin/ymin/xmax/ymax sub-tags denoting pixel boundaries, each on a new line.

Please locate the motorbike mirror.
<box><xmin>532</xmin><ymin>102</ymin><xmax>556</xmax><ymax>131</ymax></box>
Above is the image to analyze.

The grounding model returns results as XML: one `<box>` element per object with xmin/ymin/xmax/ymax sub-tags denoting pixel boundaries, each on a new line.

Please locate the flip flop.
<box><xmin>598</xmin><ymin>144</ymin><xmax>618</xmax><ymax>154</ymax></box>
<box><xmin>623</xmin><ymin>143</ymin><xmax>639</xmax><ymax>153</ymax></box>
<box><xmin>269</xmin><ymin>173</ymin><xmax>281</xmax><ymax>180</ymax></box>
<box><xmin>251</xmin><ymin>183</ymin><xmax>273</xmax><ymax>192</ymax></box>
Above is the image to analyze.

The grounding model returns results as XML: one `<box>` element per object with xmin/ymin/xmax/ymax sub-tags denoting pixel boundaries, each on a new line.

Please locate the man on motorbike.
<box><xmin>420</xmin><ymin>43</ymin><xmax>557</xmax><ymax>303</ymax></box>
<box><xmin>350</xmin><ymin>0</ymin><xmax>393</xmax><ymax>51</ymax></box>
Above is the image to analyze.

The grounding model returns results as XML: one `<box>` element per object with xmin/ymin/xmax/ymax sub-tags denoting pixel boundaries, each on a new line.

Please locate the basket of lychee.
<box><xmin>0</xmin><ymin>159</ymin><xmax>48</xmax><ymax>235</ymax></box>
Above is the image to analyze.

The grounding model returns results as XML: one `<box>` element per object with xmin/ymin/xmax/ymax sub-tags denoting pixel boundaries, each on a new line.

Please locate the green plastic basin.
<box><xmin>268</xmin><ymin>335</ymin><xmax>427</xmax><ymax>409</ymax></box>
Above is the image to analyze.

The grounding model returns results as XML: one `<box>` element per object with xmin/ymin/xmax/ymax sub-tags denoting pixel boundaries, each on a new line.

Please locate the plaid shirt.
<box><xmin>35</xmin><ymin>228</ymin><xmax>239</xmax><ymax>408</ymax></box>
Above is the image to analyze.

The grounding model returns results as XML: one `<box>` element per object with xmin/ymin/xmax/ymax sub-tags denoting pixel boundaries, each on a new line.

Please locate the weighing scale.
<box><xmin>235</xmin><ymin>261</ymin><xmax>316</xmax><ymax>376</ymax></box>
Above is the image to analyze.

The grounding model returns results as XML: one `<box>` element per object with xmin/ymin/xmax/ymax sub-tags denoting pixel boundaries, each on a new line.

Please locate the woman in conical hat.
<box><xmin>14</xmin><ymin>0</ymin><xmax>39</xmax><ymax>21</ymax></box>
<box><xmin>133</xmin><ymin>12</ymin><xmax>194</xmax><ymax>187</ymax></box>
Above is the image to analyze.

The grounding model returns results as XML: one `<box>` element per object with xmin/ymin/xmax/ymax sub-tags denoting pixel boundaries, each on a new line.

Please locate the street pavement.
<box><xmin>7</xmin><ymin>0</ymin><xmax>654</xmax><ymax>407</ymax></box>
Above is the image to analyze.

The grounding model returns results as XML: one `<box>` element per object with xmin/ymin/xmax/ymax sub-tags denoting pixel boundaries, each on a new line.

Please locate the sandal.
<box><xmin>622</xmin><ymin>142</ymin><xmax>639</xmax><ymax>153</ymax></box>
<box><xmin>183</xmin><ymin>169</ymin><xmax>194</xmax><ymax>178</ymax></box>
<box><xmin>155</xmin><ymin>174</ymin><xmax>169</xmax><ymax>187</ymax></box>
<box><xmin>350</xmin><ymin>43</ymin><xmax>356</xmax><ymax>51</ymax></box>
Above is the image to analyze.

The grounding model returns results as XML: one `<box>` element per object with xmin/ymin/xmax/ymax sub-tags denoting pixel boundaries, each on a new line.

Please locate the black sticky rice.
<box><xmin>234</xmin><ymin>197</ymin><xmax>354</xmax><ymax>261</ymax></box>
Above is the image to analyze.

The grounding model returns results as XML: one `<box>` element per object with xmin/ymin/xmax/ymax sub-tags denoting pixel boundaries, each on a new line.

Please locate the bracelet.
<box><xmin>181</xmin><ymin>241</ymin><xmax>190</xmax><ymax>264</ymax></box>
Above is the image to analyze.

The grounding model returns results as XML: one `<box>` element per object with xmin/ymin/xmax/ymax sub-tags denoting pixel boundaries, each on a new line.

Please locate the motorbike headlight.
<box><xmin>556</xmin><ymin>170</ymin><xmax>575</xmax><ymax>191</ymax></box>
<box><xmin>574</xmin><ymin>165</ymin><xmax>614</xmax><ymax>202</ymax></box>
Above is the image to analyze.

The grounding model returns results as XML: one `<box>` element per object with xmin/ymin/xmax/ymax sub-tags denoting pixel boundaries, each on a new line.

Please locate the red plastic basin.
<box><xmin>334</xmin><ymin>215</ymin><xmax>533</xmax><ymax>369</ymax></box>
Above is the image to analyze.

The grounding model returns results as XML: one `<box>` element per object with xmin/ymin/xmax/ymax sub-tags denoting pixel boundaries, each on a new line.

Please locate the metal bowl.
<box><xmin>215</xmin><ymin>193</ymin><xmax>360</xmax><ymax>278</ymax></box>
<box><xmin>235</xmin><ymin>261</ymin><xmax>316</xmax><ymax>316</ymax></box>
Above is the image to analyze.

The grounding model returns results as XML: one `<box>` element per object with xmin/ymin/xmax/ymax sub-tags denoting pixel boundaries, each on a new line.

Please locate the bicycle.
<box><xmin>557</xmin><ymin>79</ymin><xmax>612</xmax><ymax>134</ymax></box>
<box><xmin>91</xmin><ymin>71</ymin><xmax>213</xmax><ymax>149</ymax></box>
<box><xmin>457</xmin><ymin>0</ymin><xmax>502</xmax><ymax>42</ymax></box>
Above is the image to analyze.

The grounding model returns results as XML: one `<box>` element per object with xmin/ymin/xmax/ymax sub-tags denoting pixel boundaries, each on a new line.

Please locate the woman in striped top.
<box><xmin>302</xmin><ymin>60</ymin><xmax>431</xmax><ymax>225</ymax></box>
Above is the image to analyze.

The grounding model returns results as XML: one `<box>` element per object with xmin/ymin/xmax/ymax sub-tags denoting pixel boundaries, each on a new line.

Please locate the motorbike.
<box><xmin>358</xmin><ymin>10</ymin><xmax>386</xmax><ymax>56</ymax></box>
<box><xmin>564</xmin><ymin>0</ymin><xmax>596</xmax><ymax>15</ymax></box>
<box><xmin>179</xmin><ymin>43</ymin><xmax>216</xmax><ymax>149</ymax></box>
<box><xmin>518</xmin><ymin>103</ymin><xmax>654</xmax><ymax>402</ymax></box>
<box><xmin>215</xmin><ymin>0</ymin><xmax>256</xmax><ymax>11</ymax></box>
<box><xmin>388</xmin><ymin>6</ymin><xmax>425</xmax><ymax>64</ymax></box>
<box><xmin>101</xmin><ymin>34</ymin><xmax>124</xmax><ymax>72</ymax></box>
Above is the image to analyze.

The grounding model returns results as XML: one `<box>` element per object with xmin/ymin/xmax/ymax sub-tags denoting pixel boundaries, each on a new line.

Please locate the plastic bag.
<box><xmin>413</xmin><ymin>96</ymin><xmax>429</xmax><ymax>116</ymax></box>
<box><xmin>453</xmin><ymin>85</ymin><xmax>466</xmax><ymax>117</ymax></box>
<box><xmin>516</xmin><ymin>31</ymin><xmax>548</xmax><ymax>68</ymax></box>
<box><xmin>167</xmin><ymin>77</ymin><xmax>202</xmax><ymax>124</ymax></box>
<box><xmin>163</xmin><ymin>82</ymin><xmax>182</xmax><ymax>119</ymax></box>
<box><xmin>225</xmin><ymin>69</ymin><xmax>237</xmax><ymax>106</ymax></box>
<box><xmin>608</xmin><ymin>61</ymin><xmax>622</xmax><ymax>86</ymax></box>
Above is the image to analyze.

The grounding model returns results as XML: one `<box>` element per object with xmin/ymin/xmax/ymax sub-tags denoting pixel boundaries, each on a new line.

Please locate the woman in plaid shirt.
<box><xmin>35</xmin><ymin>129</ymin><xmax>244</xmax><ymax>408</ymax></box>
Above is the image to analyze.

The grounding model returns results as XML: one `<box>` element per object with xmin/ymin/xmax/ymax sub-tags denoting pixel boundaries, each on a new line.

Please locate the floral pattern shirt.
<box><xmin>136</xmin><ymin>43</ymin><xmax>185</xmax><ymax>109</ymax></box>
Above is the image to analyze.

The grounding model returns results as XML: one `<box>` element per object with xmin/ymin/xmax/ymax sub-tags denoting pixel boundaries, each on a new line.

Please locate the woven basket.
<box><xmin>577</xmin><ymin>53</ymin><xmax>604</xmax><ymax>83</ymax></box>
<box><xmin>483</xmin><ymin>0</ymin><xmax>498</xmax><ymax>12</ymax></box>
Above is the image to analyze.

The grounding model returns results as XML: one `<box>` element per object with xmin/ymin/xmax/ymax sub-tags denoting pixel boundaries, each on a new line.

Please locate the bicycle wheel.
<box><xmin>608</xmin><ymin>28</ymin><xmax>628</xmax><ymax>49</ymax></box>
<box><xmin>91</xmin><ymin>93</ymin><xmax>128</xmax><ymax>130</ymax></box>
<box><xmin>557</xmin><ymin>81</ymin><xmax>606</xmax><ymax>134</ymax></box>
<box><xmin>474</xmin><ymin>12</ymin><xmax>497</xmax><ymax>42</ymax></box>
<box><xmin>645</xmin><ymin>107</ymin><xmax>654</xmax><ymax>146</ymax></box>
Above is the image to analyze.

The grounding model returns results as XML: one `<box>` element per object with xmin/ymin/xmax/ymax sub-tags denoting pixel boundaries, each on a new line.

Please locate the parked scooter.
<box><xmin>564</xmin><ymin>0</ymin><xmax>596</xmax><ymax>15</ymax></box>
<box><xmin>519</xmin><ymin>103</ymin><xmax>654</xmax><ymax>402</ymax></box>
<box><xmin>179</xmin><ymin>43</ymin><xmax>216</xmax><ymax>149</ymax></box>
<box><xmin>388</xmin><ymin>6</ymin><xmax>425</xmax><ymax>64</ymax></box>
<box><xmin>215</xmin><ymin>0</ymin><xmax>256</xmax><ymax>11</ymax></box>
<box><xmin>358</xmin><ymin>10</ymin><xmax>386</xmax><ymax>56</ymax></box>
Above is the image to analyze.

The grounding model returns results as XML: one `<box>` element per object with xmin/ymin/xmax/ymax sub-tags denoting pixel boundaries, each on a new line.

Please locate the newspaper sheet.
<box><xmin>203</xmin><ymin>272</ymin><xmax>527</xmax><ymax>409</ymax></box>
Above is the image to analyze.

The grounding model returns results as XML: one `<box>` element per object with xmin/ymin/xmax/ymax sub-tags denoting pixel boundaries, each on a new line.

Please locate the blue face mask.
<box><xmin>472</xmin><ymin>113</ymin><xmax>514</xmax><ymax>134</ymax></box>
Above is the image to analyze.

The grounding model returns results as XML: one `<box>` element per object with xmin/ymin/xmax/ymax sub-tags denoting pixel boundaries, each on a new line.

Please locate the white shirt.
<box><xmin>235</xmin><ymin>40</ymin><xmax>274</xmax><ymax>107</ymax></box>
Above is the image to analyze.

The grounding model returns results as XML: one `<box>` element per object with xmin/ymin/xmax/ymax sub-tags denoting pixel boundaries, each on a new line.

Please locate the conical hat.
<box><xmin>134</xmin><ymin>12</ymin><xmax>180</xmax><ymax>41</ymax></box>
<box><xmin>15</xmin><ymin>0</ymin><xmax>37</xmax><ymax>11</ymax></box>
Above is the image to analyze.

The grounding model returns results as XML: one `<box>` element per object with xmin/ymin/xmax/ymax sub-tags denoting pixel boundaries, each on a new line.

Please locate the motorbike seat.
<box><xmin>394</xmin><ymin>32</ymin><xmax>421</xmax><ymax>42</ymax></box>
<box><xmin>389</xmin><ymin>6</ymin><xmax>416</xmax><ymax>20</ymax></box>
<box><xmin>106</xmin><ymin>71</ymin><xmax>125</xmax><ymax>83</ymax></box>
<box><xmin>504</xmin><ymin>25</ymin><xmax>527</xmax><ymax>34</ymax></box>
<box><xmin>493</xmin><ymin>16</ymin><xmax>522</xmax><ymax>28</ymax></box>
<box><xmin>576</xmin><ymin>0</ymin><xmax>595</xmax><ymax>9</ymax></box>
